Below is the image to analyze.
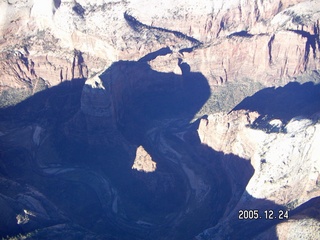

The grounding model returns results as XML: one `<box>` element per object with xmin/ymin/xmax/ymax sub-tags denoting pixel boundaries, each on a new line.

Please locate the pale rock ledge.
<box><xmin>132</xmin><ymin>146</ymin><xmax>157</xmax><ymax>173</ymax></box>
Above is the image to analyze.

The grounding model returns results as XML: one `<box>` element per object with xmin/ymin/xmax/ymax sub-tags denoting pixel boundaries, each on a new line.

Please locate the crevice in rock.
<box><xmin>216</xmin><ymin>19</ymin><xmax>225</xmax><ymax>38</ymax></box>
<box><xmin>268</xmin><ymin>34</ymin><xmax>275</xmax><ymax>65</ymax></box>
<box><xmin>60</xmin><ymin>69</ymin><xmax>63</xmax><ymax>82</ymax></box>
<box><xmin>71</xmin><ymin>50</ymin><xmax>87</xmax><ymax>80</ymax></box>
<box><xmin>253</xmin><ymin>0</ymin><xmax>261</xmax><ymax>22</ymax></box>
<box><xmin>278</xmin><ymin>0</ymin><xmax>283</xmax><ymax>12</ymax></box>
<box><xmin>288</xmin><ymin>29</ymin><xmax>318</xmax><ymax>70</ymax></box>
<box><xmin>238</xmin><ymin>4</ymin><xmax>242</xmax><ymax>20</ymax></box>
<box><xmin>314</xmin><ymin>20</ymin><xmax>320</xmax><ymax>51</ymax></box>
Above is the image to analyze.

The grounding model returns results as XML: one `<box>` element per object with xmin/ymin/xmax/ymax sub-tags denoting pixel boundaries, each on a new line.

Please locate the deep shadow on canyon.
<box><xmin>0</xmin><ymin>56</ymin><xmax>319</xmax><ymax>239</ymax></box>
<box><xmin>232</xmin><ymin>81</ymin><xmax>320</xmax><ymax>131</ymax></box>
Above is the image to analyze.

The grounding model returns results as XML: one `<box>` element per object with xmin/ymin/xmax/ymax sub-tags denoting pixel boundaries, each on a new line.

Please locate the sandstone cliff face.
<box><xmin>1</xmin><ymin>0</ymin><xmax>319</xmax><ymax>107</ymax></box>
<box><xmin>184</xmin><ymin>28</ymin><xmax>319</xmax><ymax>86</ymax></box>
<box><xmin>0</xmin><ymin>0</ymin><xmax>320</xmax><ymax>239</ymax></box>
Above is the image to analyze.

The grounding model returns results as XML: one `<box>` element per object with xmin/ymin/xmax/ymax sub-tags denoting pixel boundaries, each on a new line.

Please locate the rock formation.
<box><xmin>0</xmin><ymin>0</ymin><xmax>319</xmax><ymax>239</ymax></box>
<box><xmin>132</xmin><ymin>146</ymin><xmax>156</xmax><ymax>172</ymax></box>
<box><xmin>1</xmin><ymin>0</ymin><xmax>319</xmax><ymax>107</ymax></box>
<box><xmin>196</xmin><ymin>110</ymin><xmax>320</xmax><ymax>239</ymax></box>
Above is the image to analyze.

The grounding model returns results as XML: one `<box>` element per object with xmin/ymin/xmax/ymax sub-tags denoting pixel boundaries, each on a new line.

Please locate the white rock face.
<box><xmin>197</xmin><ymin>110</ymin><xmax>320</xmax><ymax>239</ymax></box>
<box><xmin>132</xmin><ymin>146</ymin><xmax>157</xmax><ymax>173</ymax></box>
<box><xmin>31</xmin><ymin>0</ymin><xmax>55</xmax><ymax>29</ymax></box>
<box><xmin>269</xmin><ymin>119</ymin><xmax>282</xmax><ymax>128</ymax></box>
<box><xmin>247</xmin><ymin>122</ymin><xmax>320</xmax><ymax>206</ymax></box>
<box><xmin>285</xmin><ymin>117</ymin><xmax>313</xmax><ymax>133</ymax></box>
<box><xmin>198</xmin><ymin>111</ymin><xmax>320</xmax><ymax>207</ymax></box>
<box><xmin>271</xmin><ymin>0</ymin><xmax>320</xmax><ymax>29</ymax></box>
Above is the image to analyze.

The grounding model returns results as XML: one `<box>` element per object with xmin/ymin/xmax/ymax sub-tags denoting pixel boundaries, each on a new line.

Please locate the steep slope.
<box><xmin>0</xmin><ymin>0</ymin><xmax>319</xmax><ymax>108</ymax></box>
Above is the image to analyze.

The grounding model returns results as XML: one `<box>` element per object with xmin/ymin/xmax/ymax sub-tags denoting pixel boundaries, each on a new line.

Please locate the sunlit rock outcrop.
<box><xmin>132</xmin><ymin>146</ymin><xmax>156</xmax><ymax>173</ymax></box>
<box><xmin>0</xmin><ymin>0</ymin><xmax>319</xmax><ymax>239</ymax></box>
<box><xmin>196</xmin><ymin>110</ymin><xmax>320</xmax><ymax>239</ymax></box>
<box><xmin>1</xmin><ymin>0</ymin><xmax>319</xmax><ymax>107</ymax></box>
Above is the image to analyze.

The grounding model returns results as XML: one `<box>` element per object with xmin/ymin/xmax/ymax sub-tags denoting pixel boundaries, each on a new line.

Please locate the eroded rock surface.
<box><xmin>0</xmin><ymin>0</ymin><xmax>319</xmax><ymax>107</ymax></box>
<box><xmin>0</xmin><ymin>0</ymin><xmax>320</xmax><ymax>239</ymax></box>
<box><xmin>132</xmin><ymin>146</ymin><xmax>156</xmax><ymax>172</ymax></box>
<box><xmin>196</xmin><ymin>109</ymin><xmax>320</xmax><ymax>240</ymax></box>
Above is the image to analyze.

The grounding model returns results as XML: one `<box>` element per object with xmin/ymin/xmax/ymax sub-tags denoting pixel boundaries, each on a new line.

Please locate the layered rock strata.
<box><xmin>0</xmin><ymin>0</ymin><xmax>320</xmax><ymax>239</ymax></box>
<box><xmin>0</xmin><ymin>0</ymin><xmax>319</xmax><ymax>107</ymax></box>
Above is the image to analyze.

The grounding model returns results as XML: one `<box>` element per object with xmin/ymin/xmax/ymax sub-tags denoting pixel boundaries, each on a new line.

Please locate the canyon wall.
<box><xmin>0</xmin><ymin>0</ymin><xmax>319</xmax><ymax>239</ymax></box>
<box><xmin>196</xmin><ymin>109</ymin><xmax>320</xmax><ymax>239</ymax></box>
<box><xmin>0</xmin><ymin>0</ymin><xmax>319</xmax><ymax>108</ymax></box>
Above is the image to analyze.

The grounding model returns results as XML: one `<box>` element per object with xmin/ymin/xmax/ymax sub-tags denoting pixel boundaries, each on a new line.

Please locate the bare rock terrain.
<box><xmin>0</xmin><ymin>0</ymin><xmax>319</xmax><ymax>107</ymax></box>
<box><xmin>0</xmin><ymin>0</ymin><xmax>319</xmax><ymax>239</ymax></box>
<box><xmin>132</xmin><ymin>146</ymin><xmax>156</xmax><ymax>172</ymax></box>
<box><xmin>196</xmin><ymin>109</ymin><xmax>320</xmax><ymax>239</ymax></box>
